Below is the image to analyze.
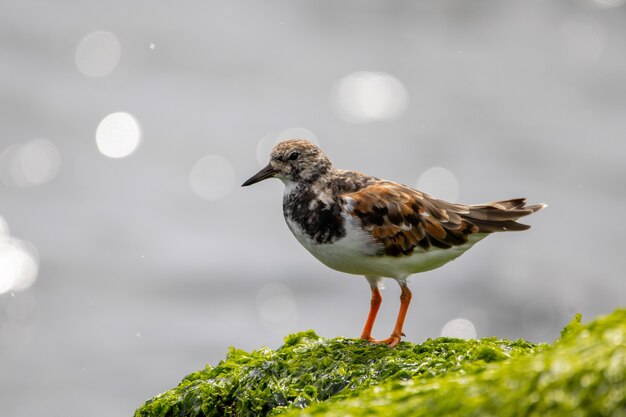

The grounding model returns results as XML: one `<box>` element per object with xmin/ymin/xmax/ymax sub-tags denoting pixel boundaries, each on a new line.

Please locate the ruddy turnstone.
<box><xmin>243</xmin><ymin>139</ymin><xmax>545</xmax><ymax>348</ymax></box>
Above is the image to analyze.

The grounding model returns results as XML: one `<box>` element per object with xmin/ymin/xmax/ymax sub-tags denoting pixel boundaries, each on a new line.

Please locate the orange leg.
<box><xmin>373</xmin><ymin>284</ymin><xmax>412</xmax><ymax>348</ymax></box>
<box><xmin>360</xmin><ymin>286</ymin><xmax>382</xmax><ymax>341</ymax></box>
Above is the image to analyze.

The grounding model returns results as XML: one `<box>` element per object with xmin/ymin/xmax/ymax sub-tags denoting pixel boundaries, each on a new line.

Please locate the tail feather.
<box><xmin>466</xmin><ymin>218</ymin><xmax>531</xmax><ymax>233</ymax></box>
<box><xmin>483</xmin><ymin>197</ymin><xmax>527</xmax><ymax>210</ymax></box>
<box><xmin>464</xmin><ymin>198</ymin><xmax>546</xmax><ymax>233</ymax></box>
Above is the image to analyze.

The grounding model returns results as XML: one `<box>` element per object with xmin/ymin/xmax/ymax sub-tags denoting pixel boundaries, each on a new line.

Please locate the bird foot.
<box><xmin>361</xmin><ymin>333</ymin><xmax>403</xmax><ymax>348</ymax></box>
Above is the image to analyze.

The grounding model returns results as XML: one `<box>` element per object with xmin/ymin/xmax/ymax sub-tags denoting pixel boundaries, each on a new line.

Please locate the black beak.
<box><xmin>241</xmin><ymin>163</ymin><xmax>277</xmax><ymax>187</ymax></box>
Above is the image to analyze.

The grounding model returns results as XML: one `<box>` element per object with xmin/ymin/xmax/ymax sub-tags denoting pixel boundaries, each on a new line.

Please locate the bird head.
<box><xmin>242</xmin><ymin>139</ymin><xmax>333</xmax><ymax>187</ymax></box>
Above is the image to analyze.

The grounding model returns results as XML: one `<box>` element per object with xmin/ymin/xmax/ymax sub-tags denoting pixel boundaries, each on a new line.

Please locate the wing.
<box><xmin>341</xmin><ymin>181</ymin><xmax>544</xmax><ymax>257</ymax></box>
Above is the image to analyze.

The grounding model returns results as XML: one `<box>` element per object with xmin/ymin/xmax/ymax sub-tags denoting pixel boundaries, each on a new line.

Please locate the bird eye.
<box><xmin>288</xmin><ymin>151</ymin><xmax>299</xmax><ymax>161</ymax></box>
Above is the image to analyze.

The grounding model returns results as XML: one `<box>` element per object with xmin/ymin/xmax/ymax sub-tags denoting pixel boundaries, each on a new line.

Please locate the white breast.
<box><xmin>285</xmin><ymin>212</ymin><xmax>487</xmax><ymax>279</ymax></box>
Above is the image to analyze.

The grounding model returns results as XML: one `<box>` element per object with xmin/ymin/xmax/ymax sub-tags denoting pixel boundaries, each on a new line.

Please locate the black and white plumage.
<box><xmin>242</xmin><ymin>139</ymin><xmax>545</xmax><ymax>347</ymax></box>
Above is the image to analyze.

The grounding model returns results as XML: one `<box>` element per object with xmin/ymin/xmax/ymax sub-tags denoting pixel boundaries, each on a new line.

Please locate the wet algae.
<box><xmin>135</xmin><ymin>310</ymin><xmax>626</xmax><ymax>417</ymax></box>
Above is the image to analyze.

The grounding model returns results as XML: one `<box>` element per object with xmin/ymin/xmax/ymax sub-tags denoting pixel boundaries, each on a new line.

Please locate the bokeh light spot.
<box><xmin>0</xmin><ymin>145</ymin><xmax>26</xmax><ymax>187</ymax></box>
<box><xmin>256</xmin><ymin>283</ymin><xmax>297</xmax><ymax>329</ymax></box>
<box><xmin>332</xmin><ymin>72</ymin><xmax>408</xmax><ymax>123</ymax></box>
<box><xmin>417</xmin><ymin>166</ymin><xmax>460</xmax><ymax>202</ymax></box>
<box><xmin>0</xmin><ymin>139</ymin><xmax>61</xmax><ymax>187</ymax></box>
<box><xmin>20</xmin><ymin>138</ymin><xmax>61</xmax><ymax>185</ymax></box>
<box><xmin>95</xmin><ymin>112</ymin><xmax>142</xmax><ymax>158</ymax></box>
<box><xmin>189</xmin><ymin>155</ymin><xmax>234</xmax><ymax>200</ymax></box>
<box><xmin>75</xmin><ymin>31</ymin><xmax>121</xmax><ymax>77</ymax></box>
<box><xmin>0</xmin><ymin>238</ymin><xmax>39</xmax><ymax>295</ymax></box>
<box><xmin>441</xmin><ymin>318</ymin><xmax>477</xmax><ymax>339</ymax></box>
<box><xmin>256</xmin><ymin>128</ymin><xmax>319</xmax><ymax>167</ymax></box>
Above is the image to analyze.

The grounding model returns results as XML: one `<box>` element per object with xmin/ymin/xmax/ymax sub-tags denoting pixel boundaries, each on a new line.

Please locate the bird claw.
<box><xmin>362</xmin><ymin>333</ymin><xmax>403</xmax><ymax>348</ymax></box>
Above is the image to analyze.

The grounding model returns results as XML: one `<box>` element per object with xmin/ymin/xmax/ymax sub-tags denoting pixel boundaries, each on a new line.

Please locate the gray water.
<box><xmin>2</xmin><ymin>1</ymin><xmax>626</xmax><ymax>416</ymax></box>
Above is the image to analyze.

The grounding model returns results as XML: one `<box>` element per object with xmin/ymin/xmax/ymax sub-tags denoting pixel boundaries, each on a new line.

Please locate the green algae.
<box><xmin>135</xmin><ymin>310</ymin><xmax>626</xmax><ymax>417</ymax></box>
<box><xmin>291</xmin><ymin>310</ymin><xmax>626</xmax><ymax>417</ymax></box>
<box><xmin>135</xmin><ymin>333</ymin><xmax>541</xmax><ymax>416</ymax></box>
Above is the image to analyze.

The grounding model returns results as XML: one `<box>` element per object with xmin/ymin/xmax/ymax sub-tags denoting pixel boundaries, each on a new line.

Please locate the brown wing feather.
<box><xmin>341</xmin><ymin>182</ymin><xmax>478</xmax><ymax>257</ymax></box>
<box><xmin>342</xmin><ymin>182</ymin><xmax>545</xmax><ymax>257</ymax></box>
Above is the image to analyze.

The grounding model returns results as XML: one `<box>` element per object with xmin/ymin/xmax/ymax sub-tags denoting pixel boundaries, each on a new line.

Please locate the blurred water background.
<box><xmin>1</xmin><ymin>1</ymin><xmax>626</xmax><ymax>416</ymax></box>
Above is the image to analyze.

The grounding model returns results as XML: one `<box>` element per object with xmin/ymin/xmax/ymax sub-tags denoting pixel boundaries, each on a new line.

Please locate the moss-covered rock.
<box><xmin>135</xmin><ymin>310</ymin><xmax>626</xmax><ymax>417</ymax></box>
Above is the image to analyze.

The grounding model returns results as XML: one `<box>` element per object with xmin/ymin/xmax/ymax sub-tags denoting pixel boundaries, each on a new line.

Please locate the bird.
<box><xmin>242</xmin><ymin>139</ymin><xmax>545</xmax><ymax>348</ymax></box>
